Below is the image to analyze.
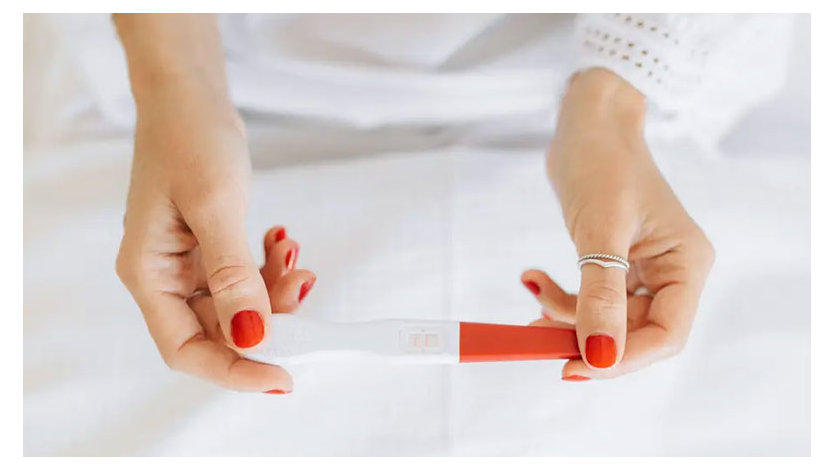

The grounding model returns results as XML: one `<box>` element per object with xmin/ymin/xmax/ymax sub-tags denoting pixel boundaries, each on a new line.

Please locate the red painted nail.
<box><xmin>585</xmin><ymin>334</ymin><xmax>617</xmax><ymax>368</ymax></box>
<box><xmin>563</xmin><ymin>374</ymin><xmax>591</xmax><ymax>382</ymax></box>
<box><xmin>264</xmin><ymin>389</ymin><xmax>288</xmax><ymax>395</ymax></box>
<box><xmin>284</xmin><ymin>247</ymin><xmax>298</xmax><ymax>270</ymax></box>
<box><xmin>523</xmin><ymin>280</ymin><xmax>541</xmax><ymax>296</ymax></box>
<box><xmin>298</xmin><ymin>278</ymin><xmax>316</xmax><ymax>303</ymax></box>
<box><xmin>231</xmin><ymin>310</ymin><xmax>264</xmax><ymax>348</ymax></box>
<box><xmin>274</xmin><ymin>227</ymin><xmax>287</xmax><ymax>242</ymax></box>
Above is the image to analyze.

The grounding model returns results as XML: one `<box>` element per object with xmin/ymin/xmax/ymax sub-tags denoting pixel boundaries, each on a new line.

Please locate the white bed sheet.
<box><xmin>23</xmin><ymin>135</ymin><xmax>810</xmax><ymax>456</ymax></box>
<box><xmin>22</xmin><ymin>12</ymin><xmax>811</xmax><ymax>457</ymax></box>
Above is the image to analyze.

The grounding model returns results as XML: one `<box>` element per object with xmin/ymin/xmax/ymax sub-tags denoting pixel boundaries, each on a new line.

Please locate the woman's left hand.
<box><xmin>521</xmin><ymin>68</ymin><xmax>715</xmax><ymax>381</ymax></box>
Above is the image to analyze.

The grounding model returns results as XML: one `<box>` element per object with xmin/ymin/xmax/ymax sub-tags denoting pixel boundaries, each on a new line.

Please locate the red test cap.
<box><xmin>459</xmin><ymin>322</ymin><xmax>581</xmax><ymax>363</ymax></box>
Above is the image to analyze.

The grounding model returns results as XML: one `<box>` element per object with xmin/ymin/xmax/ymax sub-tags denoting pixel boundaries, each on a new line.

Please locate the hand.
<box><xmin>115</xmin><ymin>88</ymin><xmax>313</xmax><ymax>392</ymax></box>
<box><xmin>521</xmin><ymin>68</ymin><xmax>715</xmax><ymax>380</ymax></box>
<box><xmin>187</xmin><ymin>226</ymin><xmax>317</xmax><ymax>394</ymax></box>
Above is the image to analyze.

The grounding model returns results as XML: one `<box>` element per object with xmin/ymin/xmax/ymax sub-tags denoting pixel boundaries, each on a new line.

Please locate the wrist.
<box><xmin>559</xmin><ymin>67</ymin><xmax>646</xmax><ymax>136</ymax></box>
<box><xmin>128</xmin><ymin>63</ymin><xmax>230</xmax><ymax>107</ymax></box>
<box><xmin>133</xmin><ymin>81</ymin><xmax>246</xmax><ymax>143</ymax></box>
<box><xmin>547</xmin><ymin>68</ymin><xmax>655</xmax><ymax>198</ymax></box>
<box><xmin>115</xmin><ymin>14</ymin><xmax>232</xmax><ymax>116</ymax></box>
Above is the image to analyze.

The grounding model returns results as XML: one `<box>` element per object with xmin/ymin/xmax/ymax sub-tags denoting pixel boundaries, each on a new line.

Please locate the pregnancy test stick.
<box><xmin>244</xmin><ymin>315</ymin><xmax>581</xmax><ymax>365</ymax></box>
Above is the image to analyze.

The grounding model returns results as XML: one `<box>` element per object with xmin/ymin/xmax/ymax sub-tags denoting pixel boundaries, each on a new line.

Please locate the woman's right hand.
<box><xmin>115</xmin><ymin>85</ymin><xmax>314</xmax><ymax>392</ymax></box>
<box><xmin>185</xmin><ymin>225</ymin><xmax>317</xmax><ymax>394</ymax></box>
<box><xmin>112</xmin><ymin>14</ymin><xmax>314</xmax><ymax>392</ymax></box>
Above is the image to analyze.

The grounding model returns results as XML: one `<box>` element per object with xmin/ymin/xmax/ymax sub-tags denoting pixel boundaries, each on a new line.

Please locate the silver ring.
<box><xmin>577</xmin><ymin>253</ymin><xmax>630</xmax><ymax>272</ymax></box>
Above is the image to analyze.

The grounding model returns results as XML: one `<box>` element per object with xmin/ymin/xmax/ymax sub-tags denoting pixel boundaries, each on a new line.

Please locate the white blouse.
<box><xmin>25</xmin><ymin>14</ymin><xmax>797</xmax><ymax>150</ymax></box>
<box><xmin>574</xmin><ymin>13</ymin><xmax>795</xmax><ymax>145</ymax></box>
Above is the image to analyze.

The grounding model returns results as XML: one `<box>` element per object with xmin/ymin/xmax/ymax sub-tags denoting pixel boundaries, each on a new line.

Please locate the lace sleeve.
<box><xmin>573</xmin><ymin>13</ymin><xmax>796</xmax><ymax>144</ymax></box>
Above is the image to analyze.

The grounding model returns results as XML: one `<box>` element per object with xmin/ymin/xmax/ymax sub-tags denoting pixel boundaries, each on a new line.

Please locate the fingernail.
<box><xmin>298</xmin><ymin>278</ymin><xmax>316</xmax><ymax>303</ymax></box>
<box><xmin>275</xmin><ymin>227</ymin><xmax>287</xmax><ymax>242</ymax></box>
<box><xmin>231</xmin><ymin>310</ymin><xmax>264</xmax><ymax>348</ymax></box>
<box><xmin>264</xmin><ymin>389</ymin><xmax>290</xmax><ymax>395</ymax></box>
<box><xmin>284</xmin><ymin>247</ymin><xmax>298</xmax><ymax>270</ymax></box>
<box><xmin>523</xmin><ymin>280</ymin><xmax>541</xmax><ymax>296</ymax></box>
<box><xmin>563</xmin><ymin>374</ymin><xmax>591</xmax><ymax>382</ymax></box>
<box><xmin>585</xmin><ymin>334</ymin><xmax>617</xmax><ymax>368</ymax></box>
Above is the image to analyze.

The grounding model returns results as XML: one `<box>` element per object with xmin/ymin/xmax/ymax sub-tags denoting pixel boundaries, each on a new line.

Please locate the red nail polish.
<box><xmin>264</xmin><ymin>389</ymin><xmax>288</xmax><ymax>394</ymax></box>
<box><xmin>585</xmin><ymin>334</ymin><xmax>617</xmax><ymax>368</ymax></box>
<box><xmin>563</xmin><ymin>374</ymin><xmax>591</xmax><ymax>382</ymax></box>
<box><xmin>298</xmin><ymin>278</ymin><xmax>316</xmax><ymax>303</ymax></box>
<box><xmin>274</xmin><ymin>227</ymin><xmax>287</xmax><ymax>242</ymax></box>
<box><xmin>285</xmin><ymin>247</ymin><xmax>298</xmax><ymax>270</ymax></box>
<box><xmin>523</xmin><ymin>280</ymin><xmax>541</xmax><ymax>296</ymax></box>
<box><xmin>231</xmin><ymin>310</ymin><xmax>264</xmax><ymax>348</ymax></box>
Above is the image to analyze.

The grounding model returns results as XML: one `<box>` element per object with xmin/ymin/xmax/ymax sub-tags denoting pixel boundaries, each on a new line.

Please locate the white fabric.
<box><xmin>23</xmin><ymin>13</ymin><xmax>794</xmax><ymax>151</ymax></box>
<box><xmin>218</xmin><ymin>13</ymin><xmax>570</xmax><ymax>130</ymax></box>
<box><xmin>23</xmin><ymin>139</ymin><xmax>811</xmax><ymax>456</ymax></box>
<box><xmin>575</xmin><ymin>13</ymin><xmax>795</xmax><ymax>145</ymax></box>
<box><xmin>23</xmin><ymin>13</ymin><xmax>810</xmax><ymax>456</ymax></box>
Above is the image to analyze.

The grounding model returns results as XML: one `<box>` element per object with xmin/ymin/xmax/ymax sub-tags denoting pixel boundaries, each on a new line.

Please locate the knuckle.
<box><xmin>206</xmin><ymin>264</ymin><xmax>256</xmax><ymax>298</ymax></box>
<box><xmin>691</xmin><ymin>224</ymin><xmax>714</xmax><ymax>256</ymax></box>
<box><xmin>115</xmin><ymin>247</ymin><xmax>157</xmax><ymax>292</ymax></box>
<box><xmin>115</xmin><ymin>245</ymin><xmax>138</xmax><ymax>287</ymax></box>
<box><xmin>687</xmin><ymin>230</ymin><xmax>716</xmax><ymax>274</ymax></box>
<box><xmin>703</xmin><ymin>237</ymin><xmax>716</xmax><ymax>267</ymax></box>
<box><xmin>580</xmin><ymin>281</ymin><xmax>625</xmax><ymax>317</ymax></box>
<box><xmin>160</xmin><ymin>350</ymin><xmax>182</xmax><ymax>372</ymax></box>
<box><xmin>115</xmin><ymin>249</ymin><xmax>129</xmax><ymax>283</ymax></box>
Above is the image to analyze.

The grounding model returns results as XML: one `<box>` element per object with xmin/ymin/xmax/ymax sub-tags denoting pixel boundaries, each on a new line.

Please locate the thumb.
<box><xmin>186</xmin><ymin>198</ymin><xmax>271</xmax><ymax>351</ymax></box>
<box><xmin>573</xmin><ymin>228</ymin><xmax>631</xmax><ymax>370</ymax></box>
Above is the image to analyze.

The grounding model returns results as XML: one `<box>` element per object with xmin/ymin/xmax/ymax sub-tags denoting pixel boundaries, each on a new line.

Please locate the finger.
<box><xmin>261</xmin><ymin>238</ymin><xmax>300</xmax><ymax>288</ymax></box>
<box><xmin>626</xmin><ymin>267</ymin><xmax>642</xmax><ymax>294</ymax></box>
<box><xmin>188</xmin><ymin>292</ymin><xmax>224</xmax><ymax>342</ymax></box>
<box><xmin>183</xmin><ymin>199</ymin><xmax>271</xmax><ymax>352</ymax></box>
<box><xmin>562</xmin><ymin>282</ymin><xmax>699</xmax><ymax>380</ymax></box>
<box><xmin>528</xmin><ymin>317</ymin><xmax>576</xmax><ymax>330</ymax></box>
<box><xmin>626</xmin><ymin>293</ymin><xmax>652</xmax><ymax>332</ymax></box>
<box><xmin>541</xmin><ymin>307</ymin><xmax>576</xmax><ymax>325</ymax></box>
<box><xmin>520</xmin><ymin>269</ymin><xmax>577</xmax><ymax>324</ymax></box>
<box><xmin>573</xmin><ymin>225</ymin><xmax>631</xmax><ymax>370</ymax></box>
<box><xmin>575</xmin><ymin>262</ymin><xmax>628</xmax><ymax>369</ymax></box>
<box><xmin>268</xmin><ymin>269</ymin><xmax>317</xmax><ymax>313</ymax></box>
<box><xmin>263</xmin><ymin>225</ymin><xmax>287</xmax><ymax>257</ymax></box>
<box><xmin>561</xmin><ymin>324</ymin><xmax>675</xmax><ymax>380</ymax></box>
<box><xmin>141</xmin><ymin>292</ymin><xmax>293</xmax><ymax>393</ymax></box>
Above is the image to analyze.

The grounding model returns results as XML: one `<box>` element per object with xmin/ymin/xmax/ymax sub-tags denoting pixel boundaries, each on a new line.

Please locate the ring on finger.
<box><xmin>577</xmin><ymin>253</ymin><xmax>629</xmax><ymax>272</ymax></box>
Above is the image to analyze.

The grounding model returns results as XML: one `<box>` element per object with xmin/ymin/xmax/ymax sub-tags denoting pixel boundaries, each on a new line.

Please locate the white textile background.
<box><xmin>23</xmin><ymin>14</ymin><xmax>810</xmax><ymax>456</ymax></box>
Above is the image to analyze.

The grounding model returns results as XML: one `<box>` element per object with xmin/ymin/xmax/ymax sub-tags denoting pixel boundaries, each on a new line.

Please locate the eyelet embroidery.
<box><xmin>582</xmin><ymin>37</ymin><xmax>665</xmax><ymax>81</ymax></box>
<box><xmin>615</xmin><ymin>13</ymin><xmax>679</xmax><ymax>45</ymax></box>
<box><xmin>582</xmin><ymin>14</ymin><xmax>712</xmax><ymax>92</ymax></box>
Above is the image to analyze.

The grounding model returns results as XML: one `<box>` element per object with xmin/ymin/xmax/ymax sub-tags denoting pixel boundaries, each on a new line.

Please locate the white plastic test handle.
<box><xmin>243</xmin><ymin>315</ymin><xmax>460</xmax><ymax>365</ymax></box>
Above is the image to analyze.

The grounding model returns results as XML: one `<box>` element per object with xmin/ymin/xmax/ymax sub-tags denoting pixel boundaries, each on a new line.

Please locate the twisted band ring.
<box><xmin>577</xmin><ymin>253</ymin><xmax>630</xmax><ymax>272</ymax></box>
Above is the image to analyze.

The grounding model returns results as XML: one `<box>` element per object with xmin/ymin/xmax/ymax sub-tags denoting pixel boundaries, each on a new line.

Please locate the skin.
<box><xmin>114</xmin><ymin>14</ymin><xmax>714</xmax><ymax>390</ymax></box>
<box><xmin>114</xmin><ymin>15</ymin><xmax>311</xmax><ymax>393</ymax></box>
<box><xmin>523</xmin><ymin>68</ymin><xmax>715</xmax><ymax>379</ymax></box>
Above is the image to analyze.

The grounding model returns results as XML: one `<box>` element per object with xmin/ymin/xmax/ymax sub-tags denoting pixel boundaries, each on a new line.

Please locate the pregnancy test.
<box><xmin>244</xmin><ymin>315</ymin><xmax>581</xmax><ymax>365</ymax></box>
